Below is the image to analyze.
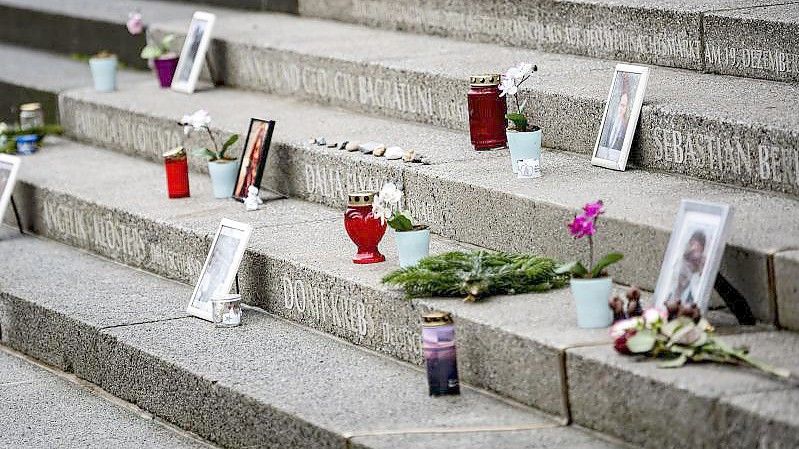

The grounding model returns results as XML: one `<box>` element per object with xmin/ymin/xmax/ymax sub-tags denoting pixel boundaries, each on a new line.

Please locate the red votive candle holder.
<box><xmin>344</xmin><ymin>192</ymin><xmax>387</xmax><ymax>264</ymax></box>
<box><xmin>467</xmin><ymin>74</ymin><xmax>507</xmax><ymax>151</ymax></box>
<box><xmin>163</xmin><ymin>147</ymin><xmax>190</xmax><ymax>199</ymax></box>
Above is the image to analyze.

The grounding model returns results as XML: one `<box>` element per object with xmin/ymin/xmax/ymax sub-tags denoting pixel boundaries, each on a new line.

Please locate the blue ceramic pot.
<box><xmin>89</xmin><ymin>55</ymin><xmax>118</xmax><ymax>92</ymax></box>
<box><xmin>570</xmin><ymin>277</ymin><xmax>614</xmax><ymax>328</ymax></box>
<box><xmin>207</xmin><ymin>160</ymin><xmax>239</xmax><ymax>199</ymax></box>
<box><xmin>395</xmin><ymin>228</ymin><xmax>431</xmax><ymax>268</ymax></box>
<box><xmin>507</xmin><ymin>129</ymin><xmax>542</xmax><ymax>173</ymax></box>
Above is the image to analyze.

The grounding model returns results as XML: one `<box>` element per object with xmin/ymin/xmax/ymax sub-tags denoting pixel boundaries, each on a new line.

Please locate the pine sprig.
<box><xmin>382</xmin><ymin>251</ymin><xmax>568</xmax><ymax>302</ymax></box>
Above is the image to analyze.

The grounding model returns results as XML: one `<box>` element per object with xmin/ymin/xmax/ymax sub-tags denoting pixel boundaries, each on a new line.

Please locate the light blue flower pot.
<box><xmin>207</xmin><ymin>160</ymin><xmax>239</xmax><ymax>199</ymax></box>
<box><xmin>507</xmin><ymin>129</ymin><xmax>542</xmax><ymax>173</ymax></box>
<box><xmin>395</xmin><ymin>228</ymin><xmax>431</xmax><ymax>268</ymax></box>
<box><xmin>570</xmin><ymin>277</ymin><xmax>614</xmax><ymax>328</ymax></box>
<box><xmin>88</xmin><ymin>56</ymin><xmax>118</xmax><ymax>92</ymax></box>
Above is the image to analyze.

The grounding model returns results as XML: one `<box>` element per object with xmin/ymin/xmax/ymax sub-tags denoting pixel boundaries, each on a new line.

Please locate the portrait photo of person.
<box><xmin>592</xmin><ymin>64</ymin><xmax>649</xmax><ymax>171</ymax></box>
<box><xmin>654</xmin><ymin>200</ymin><xmax>733</xmax><ymax>314</ymax></box>
<box><xmin>171</xmin><ymin>12</ymin><xmax>216</xmax><ymax>93</ymax></box>
<box><xmin>187</xmin><ymin>219</ymin><xmax>252</xmax><ymax>321</ymax></box>
<box><xmin>234</xmin><ymin>118</ymin><xmax>275</xmax><ymax>200</ymax></box>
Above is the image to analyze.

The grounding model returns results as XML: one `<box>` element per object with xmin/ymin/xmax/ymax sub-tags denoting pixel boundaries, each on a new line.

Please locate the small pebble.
<box><xmin>327</xmin><ymin>142</ymin><xmax>338</xmax><ymax>148</ymax></box>
<box><xmin>316</xmin><ymin>137</ymin><xmax>326</xmax><ymax>146</ymax></box>
<box><xmin>359</xmin><ymin>142</ymin><xmax>383</xmax><ymax>154</ymax></box>
<box><xmin>339</xmin><ymin>141</ymin><xmax>349</xmax><ymax>150</ymax></box>
<box><xmin>308</xmin><ymin>138</ymin><xmax>317</xmax><ymax>145</ymax></box>
<box><xmin>402</xmin><ymin>149</ymin><xmax>416</xmax><ymax>162</ymax></box>
<box><xmin>373</xmin><ymin>145</ymin><xmax>387</xmax><ymax>157</ymax></box>
<box><xmin>384</xmin><ymin>146</ymin><xmax>404</xmax><ymax>160</ymax></box>
<box><xmin>345</xmin><ymin>141</ymin><xmax>360</xmax><ymax>151</ymax></box>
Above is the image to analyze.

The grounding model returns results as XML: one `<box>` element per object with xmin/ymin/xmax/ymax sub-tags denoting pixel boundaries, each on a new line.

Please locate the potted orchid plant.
<box><xmin>179</xmin><ymin>110</ymin><xmax>240</xmax><ymax>199</ymax></box>
<box><xmin>373</xmin><ymin>182</ymin><xmax>430</xmax><ymax>267</ymax></box>
<box><xmin>556</xmin><ymin>200</ymin><xmax>623</xmax><ymax>328</ymax></box>
<box><xmin>127</xmin><ymin>12</ymin><xmax>178</xmax><ymax>88</ymax></box>
<box><xmin>499</xmin><ymin>62</ymin><xmax>541</xmax><ymax>174</ymax></box>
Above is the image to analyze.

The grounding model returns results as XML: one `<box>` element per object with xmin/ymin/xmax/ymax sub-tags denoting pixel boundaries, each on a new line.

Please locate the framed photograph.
<box><xmin>171</xmin><ymin>11</ymin><xmax>216</xmax><ymax>94</ymax></box>
<box><xmin>591</xmin><ymin>64</ymin><xmax>649</xmax><ymax>171</ymax></box>
<box><xmin>233</xmin><ymin>118</ymin><xmax>276</xmax><ymax>201</ymax></box>
<box><xmin>653</xmin><ymin>200</ymin><xmax>734</xmax><ymax>314</ymax></box>
<box><xmin>187</xmin><ymin>219</ymin><xmax>252</xmax><ymax>321</ymax></box>
<box><xmin>0</xmin><ymin>154</ymin><xmax>21</xmax><ymax>225</ymax></box>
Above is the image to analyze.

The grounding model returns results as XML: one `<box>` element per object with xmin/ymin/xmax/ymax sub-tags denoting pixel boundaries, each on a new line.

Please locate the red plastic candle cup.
<box><xmin>154</xmin><ymin>55</ymin><xmax>179</xmax><ymax>88</ymax></box>
<box><xmin>467</xmin><ymin>74</ymin><xmax>507</xmax><ymax>151</ymax></box>
<box><xmin>163</xmin><ymin>147</ymin><xmax>190</xmax><ymax>199</ymax></box>
<box><xmin>344</xmin><ymin>192</ymin><xmax>387</xmax><ymax>264</ymax></box>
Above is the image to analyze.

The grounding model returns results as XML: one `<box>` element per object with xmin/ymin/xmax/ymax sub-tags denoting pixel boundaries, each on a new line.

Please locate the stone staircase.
<box><xmin>0</xmin><ymin>0</ymin><xmax>797</xmax><ymax>448</ymax></box>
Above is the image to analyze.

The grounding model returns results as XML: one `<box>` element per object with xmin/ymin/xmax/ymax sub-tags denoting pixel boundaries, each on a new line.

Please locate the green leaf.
<box><xmin>555</xmin><ymin>261</ymin><xmax>588</xmax><ymax>277</ymax></box>
<box><xmin>388</xmin><ymin>213</ymin><xmax>413</xmax><ymax>232</ymax></box>
<box><xmin>140</xmin><ymin>45</ymin><xmax>163</xmax><ymax>59</ymax></box>
<box><xmin>660</xmin><ymin>319</ymin><xmax>682</xmax><ymax>338</ymax></box>
<box><xmin>659</xmin><ymin>354</ymin><xmax>688</xmax><ymax>368</ymax></box>
<box><xmin>626</xmin><ymin>331</ymin><xmax>656</xmax><ymax>354</ymax></box>
<box><xmin>160</xmin><ymin>34</ymin><xmax>175</xmax><ymax>51</ymax></box>
<box><xmin>590</xmin><ymin>253</ymin><xmax>623</xmax><ymax>278</ymax></box>
<box><xmin>221</xmin><ymin>134</ymin><xmax>239</xmax><ymax>151</ymax></box>
<box><xmin>506</xmin><ymin>112</ymin><xmax>528</xmax><ymax>132</ymax></box>
<box><xmin>191</xmin><ymin>147</ymin><xmax>217</xmax><ymax>161</ymax></box>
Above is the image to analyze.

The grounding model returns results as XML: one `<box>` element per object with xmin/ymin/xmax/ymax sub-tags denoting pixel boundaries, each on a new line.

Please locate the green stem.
<box><xmin>203</xmin><ymin>126</ymin><xmax>219</xmax><ymax>156</ymax></box>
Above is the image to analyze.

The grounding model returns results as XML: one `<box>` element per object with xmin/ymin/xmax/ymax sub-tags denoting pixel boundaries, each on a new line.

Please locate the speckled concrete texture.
<box><xmin>566</xmin><ymin>330</ymin><xmax>799</xmax><ymax>449</ymax></box>
<box><xmin>775</xmin><ymin>250</ymin><xmax>799</xmax><ymax>332</ymax></box>
<box><xmin>704</xmin><ymin>3</ymin><xmax>799</xmax><ymax>82</ymax></box>
<box><xmin>0</xmin><ymin>352</ymin><xmax>214</xmax><ymax>449</ymax></box>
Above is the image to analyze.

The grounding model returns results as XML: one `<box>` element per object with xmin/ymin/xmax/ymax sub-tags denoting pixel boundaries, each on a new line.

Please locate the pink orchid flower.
<box><xmin>583</xmin><ymin>200</ymin><xmax>604</xmax><ymax>218</ymax></box>
<box><xmin>127</xmin><ymin>12</ymin><xmax>144</xmax><ymax>35</ymax></box>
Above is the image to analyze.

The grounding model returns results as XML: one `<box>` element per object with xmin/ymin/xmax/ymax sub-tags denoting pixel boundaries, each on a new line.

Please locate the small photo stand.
<box><xmin>187</xmin><ymin>219</ymin><xmax>252</xmax><ymax>321</ymax></box>
<box><xmin>653</xmin><ymin>200</ymin><xmax>733</xmax><ymax>315</ymax></box>
<box><xmin>0</xmin><ymin>154</ymin><xmax>21</xmax><ymax>231</ymax></box>
<box><xmin>591</xmin><ymin>64</ymin><xmax>649</xmax><ymax>171</ymax></box>
<box><xmin>233</xmin><ymin>118</ymin><xmax>276</xmax><ymax>201</ymax></box>
<box><xmin>171</xmin><ymin>11</ymin><xmax>216</xmax><ymax>94</ymax></box>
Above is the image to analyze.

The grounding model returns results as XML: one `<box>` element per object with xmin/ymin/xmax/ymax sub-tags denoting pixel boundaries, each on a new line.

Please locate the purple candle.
<box><xmin>422</xmin><ymin>311</ymin><xmax>460</xmax><ymax>396</ymax></box>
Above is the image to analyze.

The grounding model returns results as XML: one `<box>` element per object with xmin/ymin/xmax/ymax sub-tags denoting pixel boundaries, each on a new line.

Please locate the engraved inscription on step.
<box><xmin>66</xmin><ymin>104</ymin><xmax>182</xmax><ymax>157</ymax></box>
<box><xmin>705</xmin><ymin>44</ymin><xmax>799</xmax><ymax>76</ymax></box>
<box><xmin>227</xmin><ymin>47</ymin><xmax>468</xmax><ymax>126</ymax></box>
<box><xmin>281</xmin><ymin>276</ymin><xmax>369</xmax><ymax>336</ymax></box>
<box><xmin>350</xmin><ymin>0</ymin><xmax>699</xmax><ymax>61</ymax></box>
<box><xmin>303</xmin><ymin>163</ymin><xmax>397</xmax><ymax>202</ymax></box>
<box><xmin>645</xmin><ymin>127</ymin><xmax>799</xmax><ymax>191</ymax></box>
<box><xmin>42</xmin><ymin>200</ymin><xmax>202</xmax><ymax>278</ymax></box>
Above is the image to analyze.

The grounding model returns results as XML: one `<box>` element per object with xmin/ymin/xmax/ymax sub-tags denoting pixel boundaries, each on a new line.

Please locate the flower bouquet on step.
<box><xmin>612</xmin><ymin>307</ymin><xmax>790</xmax><ymax>378</ymax></box>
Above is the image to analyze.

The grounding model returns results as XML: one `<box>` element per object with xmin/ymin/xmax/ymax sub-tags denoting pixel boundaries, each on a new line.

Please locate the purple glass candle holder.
<box><xmin>421</xmin><ymin>311</ymin><xmax>460</xmax><ymax>396</ymax></box>
<box><xmin>154</xmin><ymin>55</ymin><xmax>179</xmax><ymax>88</ymax></box>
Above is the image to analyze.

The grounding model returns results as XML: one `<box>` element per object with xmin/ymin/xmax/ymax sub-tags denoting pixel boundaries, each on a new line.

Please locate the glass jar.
<box><xmin>422</xmin><ymin>311</ymin><xmax>460</xmax><ymax>396</ymax></box>
<box><xmin>467</xmin><ymin>74</ymin><xmax>507</xmax><ymax>151</ymax></box>
<box><xmin>163</xmin><ymin>147</ymin><xmax>190</xmax><ymax>199</ymax></box>
<box><xmin>344</xmin><ymin>192</ymin><xmax>387</xmax><ymax>264</ymax></box>
<box><xmin>212</xmin><ymin>294</ymin><xmax>242</xmax><ymax>327</ymax></box>
<box><xmin>19</xmin><ymin>103</ymin><xmax>44</xmax><ymax>130</ymax></box>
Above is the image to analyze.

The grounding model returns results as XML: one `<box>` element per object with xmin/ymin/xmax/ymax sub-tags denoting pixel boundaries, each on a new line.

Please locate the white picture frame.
<box><xmin>0</xmin><ymin>154</ymin><xmax>21</xmax><ymax>227</ymax></box>
<box><xmin>653</xmin><ymin>200</ymin><xmax>734</xmax><ymax>314</ymax></box>
<box><xmin>187</xmin><ymin>218</ymin><xmax>252</xmax><ymax>321</ymax></box>
<box><xmin>171</xmin><ymin>11</ymin><xmax>216</xmax><ymax>94</ymax></box>
<box><xmin>591</xmin><ymin>64</ymin><xmax>650</xmax><ymax>171</ymax></box>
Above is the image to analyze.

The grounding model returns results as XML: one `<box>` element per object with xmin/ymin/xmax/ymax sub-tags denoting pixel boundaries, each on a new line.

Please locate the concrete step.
<box><xmin>0</xmin><ymin>348</ymin><xmax>217</xmax><ymax>448</ymax></box>
<box><xmin>0</xmin><ymin>0</ymin><xmax>240</xmax><ymax>69</ymax></box>
<box><xmin>164</xmin><ymin>0</ymin><xmax>297</xmax><ymax>13</ymax></box>
<box><xmin>1</xmin><ymin>3</ymin><xmax>798</xmax><ymax>196</ymax></box>
<box><xmin>5</xmin><ymin>140</ymin><xmax>799</xmax><ymax>449</ymax></box>
<box><xmin>0</xmin><ymin>228</ymin><xmax>631</xmax><ymax>449</ymax></box>
<box><xmin>297</xmin><ymin>0</ymin><xmax>799</xmax><ymax>83</ymax></box>
<box><xmin>43</xmin><ymin>70</ymin><xmax>799</xmax><ymax>329</ymax></box>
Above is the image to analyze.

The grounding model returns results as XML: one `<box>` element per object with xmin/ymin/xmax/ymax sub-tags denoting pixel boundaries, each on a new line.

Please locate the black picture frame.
<box><xmin>233</xmin><ymin>118</ymin><xmax>275</xmax><ymax>201</ymax></box>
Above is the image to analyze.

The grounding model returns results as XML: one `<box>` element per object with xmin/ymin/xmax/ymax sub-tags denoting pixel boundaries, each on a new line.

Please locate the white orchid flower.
<box><xmin>378</xmin><ymin>182</ymin><xmax>403</xmax><ymax>207</ymax></box>
<box><xmin>498</xmin><ymin>79</ymin><xmax>518</xmax><ymax>97</ymax></box>
<box><xmin>0</xmin><ymin>122</ymin><xmax>8</xmax><ymax>134</ymax></box>
<box><xmin>371</xmin><ymin>198</ymin><xmax>391</xmax><ymax>224</ymax></box>
<box><xmin>505</xmin><ymin>66</ymin><xmax>523</xmax><ymax>80</ymax></box>
<box><xmin>516</xmin><ymin>62</ymin><xmax>534</xmax><ymax>79</ymax></box>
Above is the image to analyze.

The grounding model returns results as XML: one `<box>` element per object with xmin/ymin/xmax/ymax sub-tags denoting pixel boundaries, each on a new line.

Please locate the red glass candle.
<box><xmin>467</xmin><ymin>74</ymin><xmax>507</xmax><ymax>151</ymax></box>
<box><xmin>344</xmin><ymin>192</ymin><xmax>387</xmax><ymax>264</ymax></box>
<box><xmin>163</xmin><ymin>147</ymin><xmax>190</xmax><ymax>199</ymax></box>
